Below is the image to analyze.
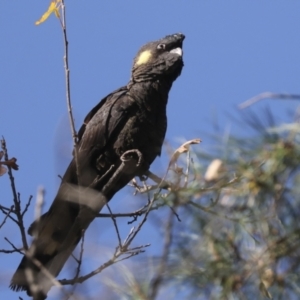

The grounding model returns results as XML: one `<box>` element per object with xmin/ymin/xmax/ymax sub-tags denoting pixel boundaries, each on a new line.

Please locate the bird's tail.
<box><xmin>10</xmin><ymin>254</ymin><xmax>36</xmax><ymax>293</ymax></box>
<box><xmin>10</xmin><ymin>248</ymin><xmax>57</xmax><ymax>298</ymax></box>
<box><xmin>9</xmin><ymin>182</ymin><xmax>108</xmax><ymax>297</ymax></box>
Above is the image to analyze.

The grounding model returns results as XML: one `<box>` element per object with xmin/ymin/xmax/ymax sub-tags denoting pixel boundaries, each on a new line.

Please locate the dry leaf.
<box><xmin>170</xmin><ymin>138</ymin><xmax>201</xmax><ymax>166</ymax></box>
<box><xmin>0</xmin><ymin>158</ymin><xmax>19</xmax><ymax>170</ymax></box>
<box><xmin>0</xmin><ymin>165</ymin><xmax>7</xmax><ymax>176</ymax></box>
<box><xmin>5</xmin><ymin>157</ymin><xmax>19</xmax><ymax>170</ymax></box>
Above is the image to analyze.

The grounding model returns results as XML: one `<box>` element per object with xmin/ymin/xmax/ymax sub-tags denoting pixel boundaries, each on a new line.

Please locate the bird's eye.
<box><xmin>157</xmin><ymin>43</ymin><xmax>166</xmax><ymax>50</ymax></box>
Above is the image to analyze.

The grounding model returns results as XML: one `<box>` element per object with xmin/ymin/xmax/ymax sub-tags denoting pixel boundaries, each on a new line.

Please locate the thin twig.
<box><xmin>0</xmin><ymin>205</ymin><xmax>18</xmax><ymax>224</ymax></box>
<box><xmin>1</xmin><ymin>138</ymin><xmax>28</xmax><ymax>249</ymax></box>
<box><xmin>0</xmin><ymin>204</ymin><xmax>12</xmax><ymax>211</ymax></box>
<box><xmin>0</xmin><ymin>247</ymin><xmax>22</xmax><ymax>254</ymax></box>
<box><xmin>98</xmin><ymin>210</ymin><xmax>145</xmax><ymax>218</ymax></box>
<box><xmin>239</xmin><ymin>92</ymin><xmax>300</xmax><ymax>109</ymax></box>
<box><xmin>4</xmin><ymin>237</ymin><xmax>23</xmax><ymax>254</ymax></box>
<box><xmin>66</xmin><ymin>231</ymin><xmax>86</xmax><ymax>300</ymax></box>
<box><xmin>59</xmin><ymin>250</ymin><xmax>142</xmax><ymax>286</ymax></box>
<box><xmin>97</xmin><ymin>202</ymin><xmax>163</xmax><ymax>224</ymax></box>
<box><xmin>168</xmin><ymin>205</ymin><xmax>181</xmax><ymax>222</ymax></box>
<box><xmin>0</xmin><ymin>205</ymin><xmax>13</xmax><ymax>229</ymax></box>
<box><xmin>106</xmin><ymin>203</ymin><xmax>122</xmax><ymax>247</ymax></box>
<box><xmin>76</xmin><ymin>231</ymin><xmax>85</xmax><ymax>277</ymax></box>
<box><xmin>21</xmin><ymin>195</ymin><xmax>33</xmax><ymax>217</ymax></box>
<box><xmin>60</xmin><ymin>241</ymin><xmax>150</xmax><ymax>286</ymax></box>
<box><xmin>60</xmin><ymin>1</ymin><xmax>77</xmax><ymax>145</ymax></box>
<box><xmin>121</xmin><ymin>194</ymin><xmax>156</xmax><ymax>250</ymax></box>
<box><xmin>60</xmin><ymin>0</ymin><xmax>80</xmax><ymax>188</ymax></box>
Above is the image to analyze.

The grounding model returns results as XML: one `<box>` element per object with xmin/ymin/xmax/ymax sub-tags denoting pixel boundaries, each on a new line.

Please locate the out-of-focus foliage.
<box><xmin>4</xmin><ymin>106</ymin><xmax>300</xmax><ymax>299</ymax></box>
<box><xmin>169</xmin><ymin>113</ymin><xmax>300</xmax><ymax>299</ymax></box>
<box><xmin>107</xmin><ymin>110</ymin><xmax>300</xmax><ymax>300</ymax></box>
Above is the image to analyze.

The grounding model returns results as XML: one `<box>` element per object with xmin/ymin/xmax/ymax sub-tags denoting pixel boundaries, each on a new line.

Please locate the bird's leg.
<box><xmin>101</xmin><ymin>149</ymin><xmax>143</xmax><ymax>196</ymax></box>
<box><xmin>89</xmin><ymin>164</ymin><xmax>115</xmax><ymax>189</ymax></box>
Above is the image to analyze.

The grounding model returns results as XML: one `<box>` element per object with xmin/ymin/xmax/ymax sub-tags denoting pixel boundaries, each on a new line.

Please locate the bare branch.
<box><xmin>67</xmin><ymin>231</ymin><xmax>86</xmax><ymax>300</ymax></box>
<box><xmin>239</xmin><ymin>92</ymin><xmax>300</xmax><ymax>109</ymax></box>
<box><xmin>106</xmin><ymin>203</ymin><xmax>122</xmax><ymax>248</ymax></box>
<box><xmin>60</xmin><ymin>0</ymin><xmax>77</xmax><ymax>145</ymax></box>
<box><xmin>1</xmin><ymin>138</ymin><xmax>28</xmax><ymax>249</ymax></box>
<box><xmin>168</xmin><ymin>205</ymin><xmax>181</xmax><ymax>222</ymax></box>
<box><xmin>97</xmin><ymin>202</ymin><xmax>163</xmax><ymax>223</ymax></box>
<box><xmin>120</xmin><ymin>193</ymin><xmax>156</xmax><ymax>251</ymax></box>
<box><xmin>0</xmin><ymin>205</ymin><xmax>18</xmax><ymax>224</ymax></box>
<box><xmin>0</xmin><ymin>247</ymin><xmax>22</xmax><ymax>254</ymax></box>
<box><xmin>75</xmin><ymin>231</ymin><xmax>85</xmax><ymax>277</ymax></box>
<box><xmin>21</xmin><ymin>195</ymin><xmax>33</xmax><ymax>217</ymax></box>
<box><xmin>59</xmin><ymin>0</ymin><xmax>82</xmax><ymax>190</ymax></box>
<box><xmin>4</xmin><ymin>237</ymin><xmax>23</xmax><ymax>254</ymax></box>
<box><xmin>59</xmin><ymin>248</ymin><xmax>146</xmax><ymax>286</ymax></box>
<box><xmin>0</xmin><ymin>205</ymin><xmax>13</xmax><ymax>229</ymax></box>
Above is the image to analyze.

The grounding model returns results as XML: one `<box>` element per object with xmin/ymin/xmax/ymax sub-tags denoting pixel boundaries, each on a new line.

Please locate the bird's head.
<box><xmin>131</xmin><ymin>33</ymin><xmax>185</xmax><ymax>83</ymax></box>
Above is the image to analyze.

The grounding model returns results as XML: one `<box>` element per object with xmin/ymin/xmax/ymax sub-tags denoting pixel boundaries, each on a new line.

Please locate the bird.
<box><xmin>10</xmin><ymin>33</ymin><xmax>185</xmax><ymax>298</ymax></box>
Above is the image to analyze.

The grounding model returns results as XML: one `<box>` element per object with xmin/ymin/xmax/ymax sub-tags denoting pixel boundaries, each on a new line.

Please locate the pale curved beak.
<box><xmin>170</xmin><ymin>47</ymin><xmax>183</xmax><ymax>56</ymax></box>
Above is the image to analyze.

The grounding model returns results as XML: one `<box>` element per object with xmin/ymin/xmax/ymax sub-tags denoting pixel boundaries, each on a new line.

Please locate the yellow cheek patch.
<box><xmin>135</xmin><ymin>50</ymin><xmax>152</xmax><ymax>66</ymax></box>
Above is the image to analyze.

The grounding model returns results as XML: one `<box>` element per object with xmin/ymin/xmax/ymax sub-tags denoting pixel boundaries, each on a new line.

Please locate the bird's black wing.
<box><xmin>9</xmin><ymin>86</ymin><xmax>137</xmax><ymax>295</ymax></box>
<box><xmin>10</xmin><ymin>32</ymin><xmax>185</xmax><ymax>298</ymax></box>
<box><xmin>77</xmin><ymin>86</ymin><xmax>129</xmax><ymax>144</ymax></box>
<box><xmin>62</xmin><ymin>85</ymin><xmax>136</xmax><ymax>187</ymax></box>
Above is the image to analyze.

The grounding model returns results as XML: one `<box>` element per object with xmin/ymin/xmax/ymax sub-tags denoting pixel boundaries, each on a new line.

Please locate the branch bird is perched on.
<box><xmin>10</xmin><ymin>33</ymin><xmax>185</xmax><ymax>298</ymax></box>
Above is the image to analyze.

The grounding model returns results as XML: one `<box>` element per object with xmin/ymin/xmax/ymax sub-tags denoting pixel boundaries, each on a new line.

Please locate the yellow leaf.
<box><xmin>54</xmin><ymin>7</ymin><xmax>60</xmax><ymax>19</ymax></box>
<box><xmin>35</xmin><ymin>0</ymin><xmax>61</xmax><ymax>25</ymax></box>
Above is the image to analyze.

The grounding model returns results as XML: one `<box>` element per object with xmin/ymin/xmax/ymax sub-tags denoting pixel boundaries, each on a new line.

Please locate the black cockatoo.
<box><xmin>10</xmin><ymin>33</ymin><xmax>185</xmax><ymax>298</ymax></box>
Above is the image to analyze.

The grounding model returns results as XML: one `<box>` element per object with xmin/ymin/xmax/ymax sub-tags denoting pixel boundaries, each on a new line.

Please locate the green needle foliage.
<box><xmin>112</xmin><ymin>109</ymin><xmax>300</xmax><ymax>300</ymax></box>
<box><xmin>164</xmin><ymin>112</ymin><xmax>300</xmax><ymax>299</ymax></box>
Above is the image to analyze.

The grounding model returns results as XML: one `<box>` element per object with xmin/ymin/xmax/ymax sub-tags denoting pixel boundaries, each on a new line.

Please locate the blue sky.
<box><xmin>1</xmin><ymin>1</ymin><xmax>300</xmax><ymax>299</ymax></box>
